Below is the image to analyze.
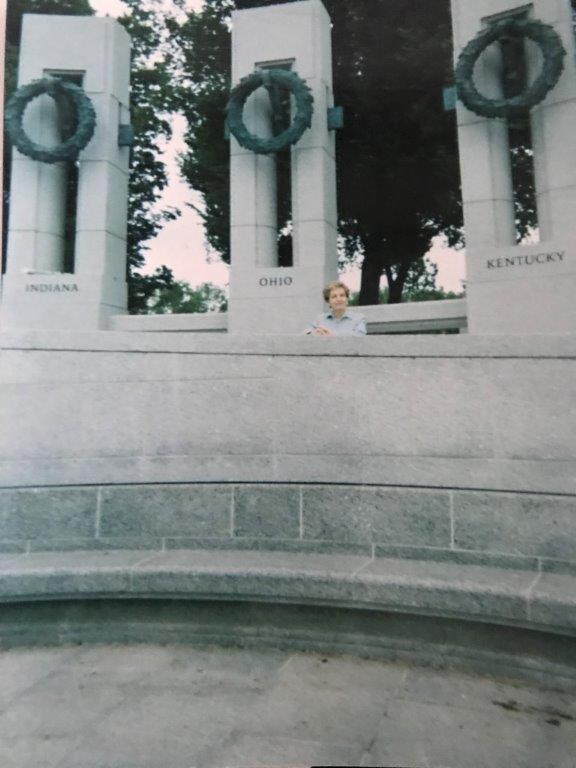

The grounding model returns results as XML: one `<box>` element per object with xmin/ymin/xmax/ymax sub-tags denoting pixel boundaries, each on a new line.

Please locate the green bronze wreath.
<box><xmin>226</xmin><ymin>69</ymin><xmax>314</xmax><ymax>154</ymax></box>
<box><xmin>455</xmin><ymin>17</ymin><xmax>566</xmax><ymax>119</ymax></box>
<box><xmin>4</xmin><ymin>78</ymin><xmax>96</xmax><ymax>163</ymax></box>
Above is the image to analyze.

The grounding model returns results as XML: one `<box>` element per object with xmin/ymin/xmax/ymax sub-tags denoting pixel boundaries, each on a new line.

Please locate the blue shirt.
<box><xmin>305</xmin><ymin>310</ymin><xmax>367</xmax><ymax>336</ymax></box>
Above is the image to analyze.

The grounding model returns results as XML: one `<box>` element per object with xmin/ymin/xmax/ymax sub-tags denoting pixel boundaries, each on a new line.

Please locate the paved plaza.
<box><xmin>0</xmin><ymin>643</ymin><xmax>574</xmax><ymax>768</ymax></box>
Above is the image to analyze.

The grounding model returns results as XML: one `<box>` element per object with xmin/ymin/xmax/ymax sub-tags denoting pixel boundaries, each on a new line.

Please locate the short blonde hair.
<box><xmin>323</xmin><ymin>281</ymin><xmax>350</xmax><ymax>302</ymax></box>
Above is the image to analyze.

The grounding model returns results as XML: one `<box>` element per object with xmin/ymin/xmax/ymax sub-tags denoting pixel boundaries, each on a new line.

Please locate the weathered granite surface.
<box><xmin>1</xmin><ymin>643</ymin><xmax>574</xmax><ymax>768</ymax></box>
<box><xmin>1</xmin><ymin>332</ymin><xmax>574</xmax><ymax>493</ymax></box>
<box><xmin>1</xmin><ymin>483</ymin><xmax>574</xmax><ymax>576</ymax></box>
<box><xmin>0</xmin><ymin>548</ymin><xmax>574</xmax><ymax>691</ymax></box>
<box><xmin>0</xmin><ymin>548</ymin><xmax>570</xmax><ymax>637</ymax></box>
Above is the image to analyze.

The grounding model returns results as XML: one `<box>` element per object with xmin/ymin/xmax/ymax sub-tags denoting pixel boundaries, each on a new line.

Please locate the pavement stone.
<box><xmin>0</xmin><ymin>646</ymin><xmax>81</xmax><ymax>712</ymax></box>
<box><xmin>0</xmin><ymin>643</ymin><xmax>570</xmax><ymax>768</ymax></box>
<box><xmin>233</xmin><ymin>652</ymin><xmax>407</xmax><ymax>748</ymax></box>
<box><xmin>367</xmin><ymin>697</ymin><xmax>576</xmax><ymax>768</ymax></box>
<box><xmin>0</xmin><ymin>735</ymin><xmax>84</xmax><ymax>768</ymax></box>
<box><xmin>201</xmin><ymin>732</ymin><xmax>364</xmax><ymax>767</ymax></box>
<box><xmin>398</xmin><ymin>666</ymin><xmax>576</xmax><ymax>720</ymax></box>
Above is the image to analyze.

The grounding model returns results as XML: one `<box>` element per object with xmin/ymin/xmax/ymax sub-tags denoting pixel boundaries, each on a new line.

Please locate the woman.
<box><xmin>305</xmin><ymin>281</ymin><xmax>367</xmax><ymax>336</ymax></box>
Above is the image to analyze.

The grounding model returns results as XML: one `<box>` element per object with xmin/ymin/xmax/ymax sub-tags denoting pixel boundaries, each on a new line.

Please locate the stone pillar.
<box><xmin>228</xmin><ymin>0</ymin><xmax>338</xmax><ymax>334</ymax></box>
<box><xmin>451</xmin><ymin>0</ymin><xmax>576</xmax><ymax>335</ymax></box>
<box><xmin>1</xmin><ymin>14</ymin><xmax>131</xmax><ymax>332</ymax></box>
<box><xmin>27</xmin><ymin>95</ymin><xmax>68</xmax><ymax>272</ymax></box>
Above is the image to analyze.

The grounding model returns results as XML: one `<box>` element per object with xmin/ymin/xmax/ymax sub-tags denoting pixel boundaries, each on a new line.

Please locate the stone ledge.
<box><xmin>0</xmin><ymin>549</ymin><xmax>573</xmax><ymax>637</ymax></box>
<box><xmin>109</xmin><ymin>313</ymin><xmax>228</xmax><ymax>333</ymax></box>
<box><xmin>2</xmin><ymin>329</ymin><xmax>576</xmax><ymax>358</ymax></box>
<box><xmin>108</xmin><ymin>299</ymin><xmax>468</xmax><ymax>335</ymax></box>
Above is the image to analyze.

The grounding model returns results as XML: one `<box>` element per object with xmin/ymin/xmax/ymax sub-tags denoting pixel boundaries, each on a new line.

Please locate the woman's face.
<box><xmin>328</xmin><ymin>287</ymin><xmax>348</xmax><ymax>314</ymax></box>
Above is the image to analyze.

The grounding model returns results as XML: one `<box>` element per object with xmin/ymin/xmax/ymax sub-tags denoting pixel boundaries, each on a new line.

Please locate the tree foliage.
<box><xmin>349</xmin><ymin>257</ymin><xmax>464</xmax><ymax>305</ymax></box>
<box><xmin>116</xmin><ymin>0</ymin><xmax>180</xmax><ymax>312</ymax></box>
<box><xmin>169</xmin><ymin>0</ymin><xmax>464</xmax><ymax>304</ymax></box>
<box><xmin>166</xmin><ymin>1</ymin><xmax>233</xmax><ymax>262</ymax></box>
<box><xmin>147</xmin><ymin>280</ymin><xmax>228</xmax><ymax>314</ymax></box>
<box><xmin>129</xmin><ymin>265</ymin><xmax>175</xmax><ymax>315</ymax></box>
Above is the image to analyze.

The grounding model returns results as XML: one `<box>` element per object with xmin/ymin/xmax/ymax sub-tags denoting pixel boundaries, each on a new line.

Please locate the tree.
<box><xmin>349</xmin><ymin>258</ymin><xmax>463</xmax><ymax>305</ymax></box>
<box><xmin>400</xmin><ymin>257</ymin><xmax>464</xmax><ymax>302</ymax></box>
<box><xmin>129</xmin><ymin>265</ymin><xmax>175</xmax><ymax>315</ymax></box>
<box><xmin>116</xmin><ymin>0</ymin><xmax>180</xmax><ymax>312</ymax></box>
<box><xmin>3</xmin><ymin>0</ymin><xmax>179</xmax><ymax>312</ymax></box>
<box><xmin>169</xmin><ymin>0</ymin><xmax>464</xmax><ymax>304</ymax></box>
<box><xmin>147</xmin><ymin>280</ymin><xmax>228</xmax><ymax>314</ymax></box>
<box><xmin>167</xmin><ymin>1</ymin><xmax>233</xmax><ymax>262</ymax></box>
<box><xmin>329</xmin><ymin>0</ymin><xmax>463</xmax><ymax>303</ymax></box>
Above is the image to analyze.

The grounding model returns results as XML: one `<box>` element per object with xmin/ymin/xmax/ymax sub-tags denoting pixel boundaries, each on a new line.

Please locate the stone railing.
<box><xmin>109</xmin><ymin>298</ymin><xmax>467</xmax><ymax>335</ymax></box>
<box><xmin>2</xmin><ymin>331</ymin><xmax>574</xmax><ymax>494</ymax></box>
<box><xmin>361</xmin><ymin>298</ymin><xmax>467</xmax><ymax>333</ymax></box>
<box><xmin>110</xmin><ymin>311</ymin><xmax>228</xmax><ymax>333</ymax></box>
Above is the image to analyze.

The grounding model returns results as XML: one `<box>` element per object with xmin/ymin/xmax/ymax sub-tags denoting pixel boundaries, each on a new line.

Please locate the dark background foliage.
<box><xmin>169</xmin><ymin>0</ymin><xmax>464</xmax><ymax>304</ymax></box>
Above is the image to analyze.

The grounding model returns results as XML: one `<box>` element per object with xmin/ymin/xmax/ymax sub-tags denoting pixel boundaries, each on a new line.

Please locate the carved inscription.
<box><xmin>486</xmin><ymin>251</ymin><xmax>565</xmax><ymax>270</ymax></box>
<box><xmin>25</xmin><ymin>283</ymin><xmax>79</xmax><ymax>293</ymax></box>
<box><xmin>259</xmin><ymin>276</ymin><xmax>293</xmax><ymax>287</ymax></box>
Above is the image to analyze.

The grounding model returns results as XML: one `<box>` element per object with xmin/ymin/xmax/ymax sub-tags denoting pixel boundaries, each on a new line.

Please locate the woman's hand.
<box><xmin>312</xmin><ymin>326</ymin><xmax>332</xmax><ymax>336</ymax></box>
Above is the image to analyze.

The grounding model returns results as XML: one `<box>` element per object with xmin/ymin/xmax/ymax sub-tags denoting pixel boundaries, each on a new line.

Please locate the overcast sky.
<box><xmin>91</xmin><ymin>0</ymin><xmax>466</xmax><ymax>294</ymax></box>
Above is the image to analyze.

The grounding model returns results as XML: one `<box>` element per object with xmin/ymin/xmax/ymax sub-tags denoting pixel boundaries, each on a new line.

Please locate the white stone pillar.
<box><xmin>231</xmin><ymin>85</ymin><xmax>278</xmax><ymax>269</ymax></box>
<box><xmin>1</xmin><ymin>14</ymin><xmax>131</xmax><ymax>332</ymax></box>
<box><xmin>451</xmin><ymin>0</ymin><xmax>576</xmax><ymax>335</ymax></box>
<box><xmin>228</xmin><ymin>0</ymin><xmax>338</xmax><ymax>334</ymax></box>
<box><xmin>529</xmin><ymin>1</ymin><xmax>576</xmax><ymax>243</ymax></box>
<box><xmin>24</xmin><ymin>94</ymin><xmax>68</xmax><ymax>271</ymax></box>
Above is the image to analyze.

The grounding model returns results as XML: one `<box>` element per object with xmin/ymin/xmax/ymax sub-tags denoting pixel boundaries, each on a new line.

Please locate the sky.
<box><xmin>91</xmin><ymin>0</ymin><xmax>466</xmax><ymax>294</ymax></box>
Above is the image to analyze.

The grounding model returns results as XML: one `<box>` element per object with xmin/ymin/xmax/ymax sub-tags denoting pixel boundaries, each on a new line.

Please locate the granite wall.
<box><xmin>1</xmin><ymin>331</ymin><xmax>574</xmax><ymax>568</ymax></box>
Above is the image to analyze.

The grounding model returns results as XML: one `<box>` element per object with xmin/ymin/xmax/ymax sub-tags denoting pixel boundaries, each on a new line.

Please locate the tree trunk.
<box><xmin>384</xmin><ymin>238</ymin><xmax>427</xmax><ymax>303</ymax></box>
<box><xmin>358</xmin><ymin>244</ymin><xmax>384</xmax><ymax>305</ymax></box>
<box><xmin>387</xmin><ymin>261</ymin><xmax>409</xmax><ymax>304</ymax></box>
<box><xmin>360</xmin><ymin>237</ymin><xmax>428</xmax><ymax>305</ymax></box>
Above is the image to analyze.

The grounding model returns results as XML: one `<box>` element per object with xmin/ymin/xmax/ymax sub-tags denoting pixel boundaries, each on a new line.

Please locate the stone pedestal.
<box><xmin>451</xmin><ymin>0</ymin><xmax>576</xmax><ymax>335</ymax></box>
<box><xmin>0</xmin><ymin>14</ymin><xmax>131</xmax><ymax>332</ymax></box>
<box><xmin>228</xmin><ymin>0</ymin><xmax>338</xmax><ymax>335</ymax></box>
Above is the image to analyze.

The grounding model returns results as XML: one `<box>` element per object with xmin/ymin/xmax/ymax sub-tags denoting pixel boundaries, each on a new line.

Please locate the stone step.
<box><xmin>0</xmin><ymin>548</ymin><xmax>573</xmax><ymax>636</ymax></box>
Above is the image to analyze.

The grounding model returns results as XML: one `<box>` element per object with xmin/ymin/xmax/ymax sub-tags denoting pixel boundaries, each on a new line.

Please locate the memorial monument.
<box><xmin>0</xmin><ymin>2</ymin><xmax>575</xmax><ymax>732</ymax></box>
<box><xmin>226</xmin><ymin>0</ymin><xmax>339</xmax><ymax>334</ymax></box>
<box><xmin>3</xmin><ymin>1</ymin><xmax>575</xmax><ymax>337</ymax></box>
<box><xmin>1</xmin><ymin>14</ymin><xmax>131</xmax><ymax>332</ymax></box>
<box><xmin>452</xmin><ymin>0</ymin><xmax>576</xmax><ymax>334</ymax></box>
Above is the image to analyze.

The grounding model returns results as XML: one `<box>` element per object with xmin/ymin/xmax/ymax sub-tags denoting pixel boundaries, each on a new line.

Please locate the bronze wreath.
<box><xmin>4</xmin><ymin>77</ymin><xmax>96</xmax><ymax>163</ymax></box>
<box><xmin>455</xmin><ymin>17</ymin><xmax>566</xmax><ymax>119</ymax></box>
<box><xmin>225</xmin><ymin>68</ymin><xmax>314</xmax><ymax>154</ymax></box>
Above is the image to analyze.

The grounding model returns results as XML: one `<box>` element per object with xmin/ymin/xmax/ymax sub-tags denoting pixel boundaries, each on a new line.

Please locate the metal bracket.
<box><xmin>442</xmin><ymin>86</ymin><xmax>457</xmax><ymax>112</ymax></box>
<box><xmin>118</xmin><ymin>124</ymin><xmax>135</xmax><ymax>147</ymax></box>
<box><xmin>327</xmin><ymin>106</ymin><xmax>344</xmax><ymax>130</ymax></box>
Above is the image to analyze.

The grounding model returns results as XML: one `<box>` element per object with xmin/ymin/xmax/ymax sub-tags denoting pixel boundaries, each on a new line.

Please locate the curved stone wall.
<box><xmin>0</xmin><ymin>329</ymin><xmax>574</xmax><ymax>679</ymax></box>
<box><xmin>1</xmin><ymin>330</ymin><xmax>574</xmax><ymax>570</ymax></box>
<box><xmin>1</xmin><ymin>331</ymin><xmax>575</xmax><ymax>494</ymax></box>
